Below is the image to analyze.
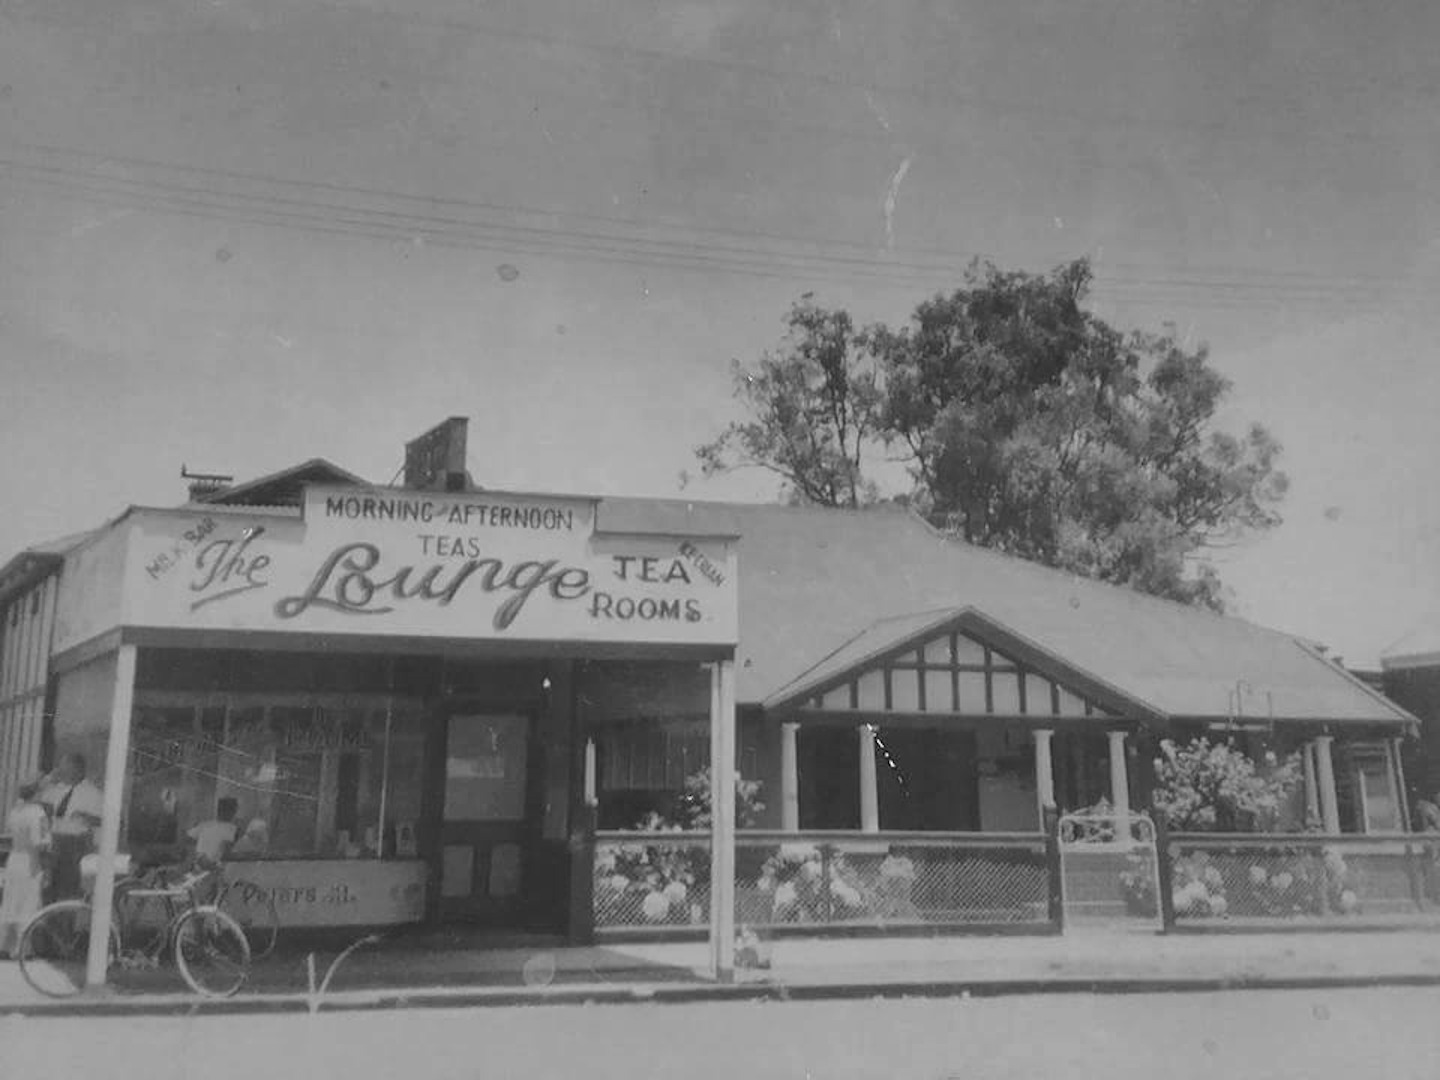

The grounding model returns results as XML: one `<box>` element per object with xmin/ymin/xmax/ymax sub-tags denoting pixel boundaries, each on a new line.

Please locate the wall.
<box><xmin>52</xmin><ymin>523</ymin><xmax>130</xmax><ymax>655</ymax></box>
<box><xmin>1384</xmin><ymin>665</ymin><xmax>1440</xmax><ymax>810</ymax></box>
<box><xmin>0</xmin><ymin>573</ymin><xmax>59</xmax><ymax>818</ymax></box>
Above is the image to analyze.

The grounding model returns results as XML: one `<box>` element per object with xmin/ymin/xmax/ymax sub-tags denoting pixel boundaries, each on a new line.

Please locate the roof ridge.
<box><xmin>904</xmin><ymin>510</ymin><xmax>1322</xmax><ymax>646</ymax></box>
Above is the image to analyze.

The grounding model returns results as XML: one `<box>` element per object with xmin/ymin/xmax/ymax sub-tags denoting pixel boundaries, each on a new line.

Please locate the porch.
<box><xmin>582</xmin><ymin>608</ymin><xmax>1430</xmax><ymax>940</ymax></box>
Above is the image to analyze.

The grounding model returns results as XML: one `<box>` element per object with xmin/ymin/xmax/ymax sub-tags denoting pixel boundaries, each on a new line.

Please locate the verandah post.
<box><xmin>86</xmin><ymin>642</ymin><xmax>138</xmax><ymax>990</ymax></box>
<box><xmin>708</xmin><ymin>657</ymin><xmax>737</xmax><ymax>982</ymax></box>
<box><xmin>780</xmin><ymin>721</ymin><xmax>800</xmax><ymax>832</ymax></box>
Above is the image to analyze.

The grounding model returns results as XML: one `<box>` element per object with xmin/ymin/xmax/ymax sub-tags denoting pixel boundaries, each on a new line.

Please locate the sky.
<box><xmin>1</xmin><ymin>0</ymin><xmax>1439</xmax><ymax>668</ymax></box>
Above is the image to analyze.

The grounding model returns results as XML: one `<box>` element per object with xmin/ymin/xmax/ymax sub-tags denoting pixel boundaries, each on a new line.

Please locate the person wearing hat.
<box><xmin>39</xmin><ymin>753</ymin><xmax>104</xmax><ymax>902</ymax></box>
<box><xmin>1</xmin><ymin>776</ymin><xmax>52</xmax><ymax>957</ymax></box>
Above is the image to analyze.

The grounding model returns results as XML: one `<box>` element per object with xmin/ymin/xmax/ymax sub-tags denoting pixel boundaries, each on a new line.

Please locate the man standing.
<box><xmin>40</xmin><ymin>752</ymin><xmax>104</xmax><ymax>901</ymax></box>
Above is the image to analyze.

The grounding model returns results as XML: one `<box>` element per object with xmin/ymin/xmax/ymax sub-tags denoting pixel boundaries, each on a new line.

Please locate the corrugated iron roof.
<box><xmin>598</xmin><ymin>496</ymin><xmax>1413</xmax><ymax>724</ymax></box>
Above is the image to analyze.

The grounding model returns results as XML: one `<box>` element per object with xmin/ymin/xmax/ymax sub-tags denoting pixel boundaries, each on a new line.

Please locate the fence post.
<box><xmin>820</xmin><ymin>844</ymin><xmax>834</xmax><ymax>924</ymax></box>
<box><xmin>1152</xmin><ymin>809</ymin><xmax>1177</xmax><ymax>933</ymax></box>
<box><xmin>1043</xmin><ymin>805</ymin><xmax>1064</xmax><ymax>933</ymax></box>
<box><xmin>568</xmin><ymin>804</ymin><xmax>598</xmax><ymax>946</ymax></box>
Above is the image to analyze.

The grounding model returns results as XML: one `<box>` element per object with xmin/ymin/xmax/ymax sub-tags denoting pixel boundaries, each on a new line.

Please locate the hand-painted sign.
<box><xmin>101</xmin><ymin>485</ymin><xmax>738</xmax><ymax>647</ymax></box>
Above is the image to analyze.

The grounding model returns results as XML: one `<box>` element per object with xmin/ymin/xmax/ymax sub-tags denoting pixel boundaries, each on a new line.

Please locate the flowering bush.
<box><xmin>755</xmin><ymin>843</ymin><xmax>870</xmax><ymax>923</ymax></box>
<box><xmin>594</xmin><ymin>823</ymin><xmax>707</xmax><ymax>925</ymax></box>
<box><xmin>1118</xmin><ymin>851</ymin><xmax>1159</xmax><ymax>917</ymax></box>
<box><xmin>594</xmin><ymin>767</ymin><xmax>765</xmax><ymax>926</ymax></box>
<box><xmin>1169</xmin><ymin>845</ymin><xmax>1359</xmax><ymax>921</ymax></box>
<box><xmin>1245</xmin><ymin>847</ymin><xmax>1356</xmax><ymax>917</ymax></box>
<box><xmin>874</xmin><ymin>851</ymin><xmax>920</xmax><ymax>919</ymax></box>
<box><xmin>1170</xmin><ymin>852</ymin><xmax>1229</xmax><ymax>918</ymax></box>
<box><xmin>672</xmin><ymin>768</ymin><xmax>766</xmax><ymax>831</ymax></box>
<box><xmin>1153</xmin><ymin>738</ymin><xmax>1302</xmax><ymax>832</ymax></box>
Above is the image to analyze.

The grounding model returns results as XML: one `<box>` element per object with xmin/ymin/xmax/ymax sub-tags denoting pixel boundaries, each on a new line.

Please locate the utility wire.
<box><xmin>0</xmin><ymin>151</ymin><xmax>1424</xmax><ymax>311</ymax></box>
<box><xmin>10</xmin><ymin>141</ymin><xmax>1427</xmax><ymax>295</ymax></box>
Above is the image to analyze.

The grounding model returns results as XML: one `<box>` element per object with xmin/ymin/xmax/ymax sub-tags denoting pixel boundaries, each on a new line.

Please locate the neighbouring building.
<box><xmin>0</xmin><ymin>417</ymin><xmax>1420</xmax><ymax>940</ymax></box>
<box><xmin>1380</xmin><ymin>621</ymin><xmax>1440</xmax><ymax>813</ymax></box>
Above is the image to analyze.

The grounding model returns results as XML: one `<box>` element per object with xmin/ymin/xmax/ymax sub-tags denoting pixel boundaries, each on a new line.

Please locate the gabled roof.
<box><xmin>762</xmin><ymin>606</ymin><xmax>1163</xmax><ymax>722</ymax></box>
<box><xmin>197</xmin><ymin>458</ymin><xmax>366</xmax><ymax>508</ymax></box>
<box><xmin>597</xmin><ymin>497</ymin><xmax>1415</xmax><ymax>725</ymax></box>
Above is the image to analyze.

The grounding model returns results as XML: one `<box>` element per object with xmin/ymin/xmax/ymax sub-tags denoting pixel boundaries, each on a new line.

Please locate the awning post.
<box><xmin>86</xmin><ymin>643</ymin><xmax>138</xmax><ymax>990</ymax></box>
<box><xmin>707</xmin><ymin>658</ymin><xmax>736</xmax><ymax>982</ymax></box>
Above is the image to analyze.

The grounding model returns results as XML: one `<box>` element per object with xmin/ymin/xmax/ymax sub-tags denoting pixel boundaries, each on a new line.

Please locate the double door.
<box><xmin>437</xmin><ymin>712</ymin><xmax>543</xmax><ymax>924</ymax></box>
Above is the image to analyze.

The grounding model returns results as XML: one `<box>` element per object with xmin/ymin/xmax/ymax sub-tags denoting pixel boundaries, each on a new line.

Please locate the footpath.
<box><xmin>3</xmin><ymin>927</ymin><xmax>1440</xmax><ymax>1016</ymax></box>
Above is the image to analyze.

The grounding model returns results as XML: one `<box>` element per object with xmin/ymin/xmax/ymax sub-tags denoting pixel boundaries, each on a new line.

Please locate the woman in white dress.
<box><xmin>0</xmin><ymin>777</ymin><xmax>51</xmax><ymax>958</ymax></box>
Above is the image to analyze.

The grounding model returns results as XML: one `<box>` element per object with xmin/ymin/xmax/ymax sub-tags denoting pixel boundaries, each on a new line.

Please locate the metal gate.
<box><xmin>1057</xmin><ymin>812</ymin><xmax>1163</xmax><ymax>932</ymax></box>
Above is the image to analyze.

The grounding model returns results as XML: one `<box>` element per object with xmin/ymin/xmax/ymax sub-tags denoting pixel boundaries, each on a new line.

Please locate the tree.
<box><xmin>874</xmin><ymin>258</ymin><xmax>1286</xmax><ymax>611</ymax></box>
<box><xmin>698</xmin><ymin>257</ymin><xmax>1288</xmax><ymax>611</ymax></box>
<box><xmin>695</xmin><ymin>295</ymin><xmax>884</xmax><ymax>507</ymax></box>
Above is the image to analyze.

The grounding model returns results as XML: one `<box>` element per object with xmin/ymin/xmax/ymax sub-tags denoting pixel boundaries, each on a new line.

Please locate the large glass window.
<box><xmin>579</xmin><ymin>660</ymin><xmax>711</xmax><ymax>829</ymax></box>
<box><xmin>126</xmin><ymin>695</ymin><xmax>425</xmax><ymax>860</ymax></box>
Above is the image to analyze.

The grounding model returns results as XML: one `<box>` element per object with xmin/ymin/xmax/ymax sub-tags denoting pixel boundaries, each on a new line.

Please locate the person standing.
<box><xmin>1</xmin><ymin>777</ymin><xmax>52</xmax><ymax>958</ymax></box>
<box><xmin>40</xmin><ymin>753</ymin><xmax>104</xmax><ymax>902</ymax></box>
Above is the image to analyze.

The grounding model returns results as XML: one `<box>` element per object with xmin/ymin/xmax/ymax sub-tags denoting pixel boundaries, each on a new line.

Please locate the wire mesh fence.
<box><xmin>592</xmin><ymin>830</ymin><xmax>1053</xmax><ymax>932</ymax></box>
<box><xmin>1167</xmin><ymin>835</ymin><xmax>1440</xmax><ymax>925</ymax></box>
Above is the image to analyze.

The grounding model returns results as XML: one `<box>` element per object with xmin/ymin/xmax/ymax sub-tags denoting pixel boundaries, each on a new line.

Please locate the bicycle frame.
<box><xmin>111</xmin><ymin>868</ymin><xmax>215</xmax><ymax>968</ymax></box>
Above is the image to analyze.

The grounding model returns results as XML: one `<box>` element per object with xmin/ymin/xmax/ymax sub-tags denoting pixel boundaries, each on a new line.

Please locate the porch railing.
<box><xmin>593</xmin><ymin>829</ymin><xmax>1054</xmax><ymax>935</ymax></box>
<box><xmin>1166</xmin><ymin>833</ymin><xmax>1440</xmax><ymax>925</ymax></box>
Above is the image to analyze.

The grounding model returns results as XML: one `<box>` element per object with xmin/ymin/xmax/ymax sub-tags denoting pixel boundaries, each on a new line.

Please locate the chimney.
<box><xmin>403</xmin><ymin>417</ymin><xmax>473</xmax><ymax>492</ymax></box>
<box><xmin>181</xmin><ymin>465</ymin><xmax>233</xmax><ymax>503</ymax></box>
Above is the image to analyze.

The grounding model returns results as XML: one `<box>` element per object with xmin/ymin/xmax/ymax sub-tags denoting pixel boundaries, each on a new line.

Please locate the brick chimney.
<box><xmin>403</xmin><ymin>417</ymin><xmax>473</xmax><ymax>492</ymax></box>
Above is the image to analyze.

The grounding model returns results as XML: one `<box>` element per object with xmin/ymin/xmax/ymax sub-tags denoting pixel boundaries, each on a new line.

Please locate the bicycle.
<box><xmin>212</xmin><ymin>866</ymin><xmax>280</xmax><ymax>959</ymax></box>
<box><xmin>17</xmin><ymin>861</ymin><xmax>251</xmax><ymax>999</ymax></box>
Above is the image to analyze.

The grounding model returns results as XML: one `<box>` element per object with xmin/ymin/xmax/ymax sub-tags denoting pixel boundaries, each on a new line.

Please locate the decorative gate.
<box><xmin>1057</xmin><ymin>812</ymin><xmax>1163</xmax><ymax>932</ymax></box>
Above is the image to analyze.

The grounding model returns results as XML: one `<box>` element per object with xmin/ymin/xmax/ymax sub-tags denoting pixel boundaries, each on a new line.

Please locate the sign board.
<box><xmin>219</xmin><ymin>859</ymin><xmax>427</xmax><ymax>928</ymax></box>
<box><xmin>106</xmin><ymin>485</ymin><xmax>738</xmax><ymax>647</ymax></box>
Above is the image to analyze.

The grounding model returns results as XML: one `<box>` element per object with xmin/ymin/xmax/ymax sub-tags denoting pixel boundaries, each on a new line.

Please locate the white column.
<box><xmin>780</xmin><ymin>722</ymin><xmax>800</xmax><ymax>832</ymax></box>
<box><xmin>1388</xmin><ymin>737</ymin><xmax>1410</xmax><ymax>833</ymax></box>
<box><xmin>1033</xmin><ymin>728</ymin><xmax>1055</xmax><ymax>825</ymax></box>
<box><xmin>1302</xmin><ymin>740</ymin><xmax>1321</xmax><ymax>828</ymax></box>
<box><xmin>1314</xmin><ymin>734</ymin><xmax>1341</xmax><ymax>834</ymax></box>
<box><xmin>86</xmin><ymin>643</ymin><xmax>137</xmax><ymax>990</ymax></box>
<box><xmin>858</xmin><ymin>724</ymin><xmax>880</xmax><ymax>833</ymax></box>
<box><xmin>1107</xmin><ymin>730</ymin><xmax>1131</xmax><ymax>820</ymax></box>
<box><xmin>707</xmin><ymin>659</ymin><xmax>737</xmax><ymax>982</ymax></box>
<box><xmin>582</xmin><ymin>736</ymin><xmax>598</xmax><ymax>807</ymax></box>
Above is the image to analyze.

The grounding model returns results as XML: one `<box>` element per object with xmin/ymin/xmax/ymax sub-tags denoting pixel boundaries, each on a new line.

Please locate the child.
<box><xmin>187</xmin><ymin>797</ymin><xmax>239</xmax><ymax>870</ymax></box>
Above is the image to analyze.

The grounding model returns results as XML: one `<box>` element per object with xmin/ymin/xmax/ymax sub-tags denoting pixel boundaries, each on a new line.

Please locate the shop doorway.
<box><xmin>438</xmin><ymin>712</ymin><xmax>543</xmax><ymax>924</ymax></box>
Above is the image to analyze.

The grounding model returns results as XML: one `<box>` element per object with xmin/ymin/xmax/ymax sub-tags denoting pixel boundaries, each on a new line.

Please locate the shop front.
<box><xmin>45</xmin><ymin>483</ymin><xmax>738</xmax><ymax>943</ymax></box>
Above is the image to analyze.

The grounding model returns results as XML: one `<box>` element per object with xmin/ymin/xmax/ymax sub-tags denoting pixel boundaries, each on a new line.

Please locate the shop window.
<box><xmin>580</xmin><ymin>660</ymin><xmax>713</xmax><ymax>829</ymax></box>
<box><xmin>126</xmin><ymin>696</ymin><xmax>425</xmax><ymax>861</ymax></box>
<box><xmin>594</xmin><ymin>720</ymin><xmax>709</xmax><ymax>828</ymax></box>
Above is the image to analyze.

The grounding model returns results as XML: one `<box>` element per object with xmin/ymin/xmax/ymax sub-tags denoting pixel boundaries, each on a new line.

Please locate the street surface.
<box><xmin>2</xmin><ymin>987</ymin><xmax>1437</xmax><ymax>1080</ymax></box>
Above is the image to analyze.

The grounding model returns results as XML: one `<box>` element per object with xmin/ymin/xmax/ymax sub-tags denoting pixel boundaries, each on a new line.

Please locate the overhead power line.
<box><xmin>0</xmin><ymin>145</ymin><xmax>1431</xmax><ymax>313</ymax></box>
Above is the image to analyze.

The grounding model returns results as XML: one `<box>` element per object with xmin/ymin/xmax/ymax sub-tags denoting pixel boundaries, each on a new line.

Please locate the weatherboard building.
<box><xmin>0</xmin><ymin>418</ymin><xmax>1422</xmax><ymax>963</ymax></box>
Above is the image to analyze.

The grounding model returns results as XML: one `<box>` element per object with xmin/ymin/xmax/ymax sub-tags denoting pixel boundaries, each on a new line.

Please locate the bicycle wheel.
<box><xmin>172</xmin><ymin>906</ymin><xmax>250</xmax><ymax>998</ymax></box>
<box><xmin>217</xmin><ymin>878</ymin><xmax>279</xmax><ymax>959</ymax></box>
<box><xmin>17</xmin><ymin>901</ymin><xmax>119</xmax><ymax>999</ymax></box>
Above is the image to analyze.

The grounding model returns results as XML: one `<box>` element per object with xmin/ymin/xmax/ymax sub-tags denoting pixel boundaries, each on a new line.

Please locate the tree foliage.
<box><xmin>695</xmin><ymin>258</ymin><xmax>1288</xmax><ymax>610</ymax></box>
<box><xmin>695</xmin><ymin>295</ymin><xmax>884</xmax><ymax>508</ymax></box>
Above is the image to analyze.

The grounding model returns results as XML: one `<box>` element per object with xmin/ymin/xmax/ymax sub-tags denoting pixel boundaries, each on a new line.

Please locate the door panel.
<box><xmin>439</xmin><ymin>713</ymin><xmax>538</xmax><ymax>923</ymax></box>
